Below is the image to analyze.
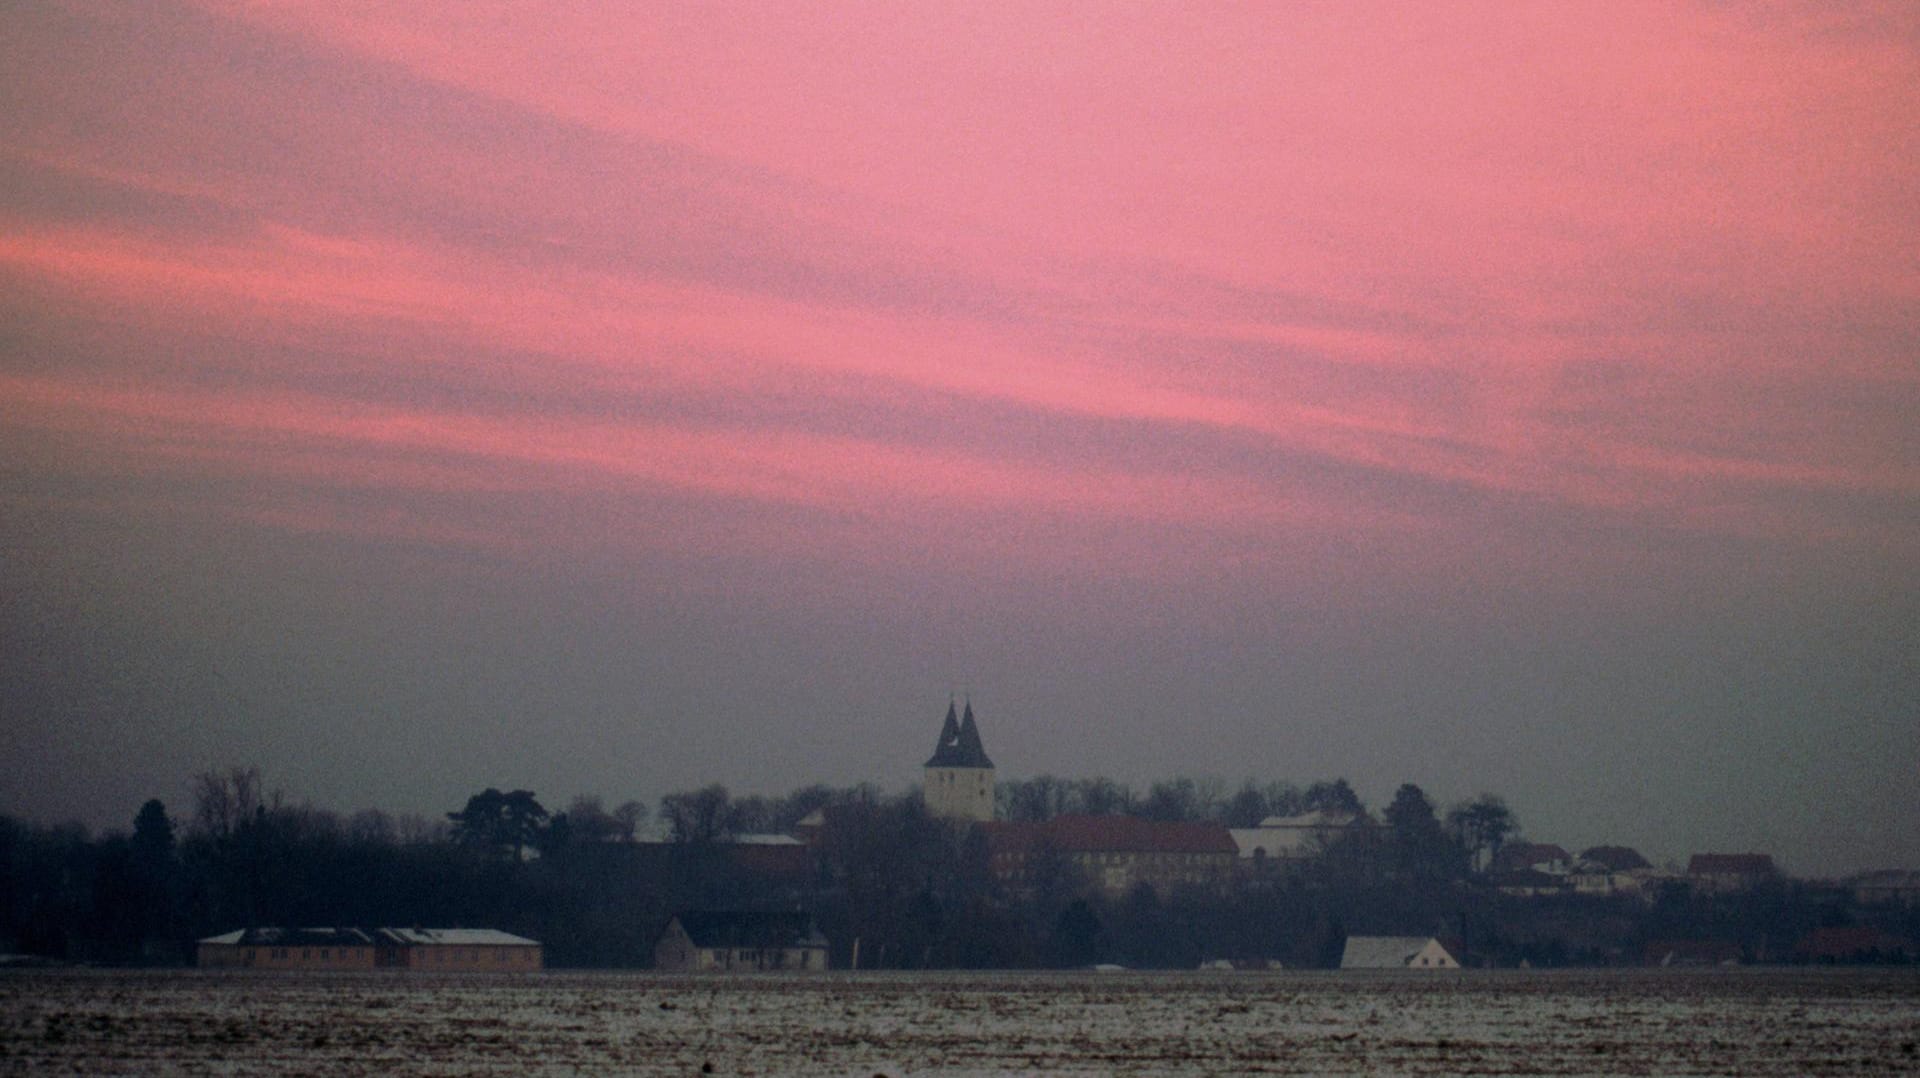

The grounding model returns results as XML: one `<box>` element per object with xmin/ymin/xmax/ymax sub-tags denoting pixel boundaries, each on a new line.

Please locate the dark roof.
<box><xmin>983</xmin><ymin>815</ymin><xmax>1238</xmax><ymax>856</ymax></box>
<box><xmin>1689</xmin><ymin>853</ymin><xmax>1776</xmax><ymax>877</ymax></box>
<box><xmin>668</xmin><ymin>911</ymin><xmax>826</xmax><ymax>950</ymax></box>
<box><xmin>1579</xmin><ymin>845</ymin><xmax>1651</xmax><ymax>872</ymax></box>
<box><xmin>1492</xmin><ymin>843</ymin><xmax>1571</xmax><ymax>872</ymax></box>
<box><xmin>201</xmin><ymin>927</ymin><xmax>538</xmax><ymax>947</ymax></box>
<box><xmin>925</xmin><ymin>699</ymin><xmax>993</xmax><ymax>769</ymax></box>
<box><xmin>206</xmin><ymin>927</ymin><xmax>373</xmax><ymax>947</ymax></box>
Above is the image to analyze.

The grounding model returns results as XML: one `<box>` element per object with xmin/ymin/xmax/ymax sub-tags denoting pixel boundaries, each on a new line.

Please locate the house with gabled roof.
<box><xmin>1229</xmin><ymin>809</ymin><xmax>1368</xmax><ymax>869</ymax></box>
<box><xmin>1339</xmin><ymin>935</ymin><xmax>1461</xmax><ymax>969</ymax></box>
<box><xmin>924</xmin><ymin>698</ymin><xmax>995</xmax><ymax>822</ymax></box>
<box><xmin>653</xmin><ymin>911</ymin><xmax>828</xmax><ymax>972</ymax></box>
<box><xmin>1493</xmin><ymin>843</ymin><xmax>1572</xmax><ymax>876</ymax></box>
<box><xmin>1570</xmin><ymin>845</ymin><xmax>1656</xmax><ymax>898</ymax></box>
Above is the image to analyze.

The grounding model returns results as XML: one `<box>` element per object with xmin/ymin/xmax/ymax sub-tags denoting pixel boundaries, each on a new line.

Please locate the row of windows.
<box><xmin>249</xmin><ymin>947</ymin><xmax>368</xmax><ymax>961</ymax></box>
<box><xmin>238</xmin><ymin>946</ymin><xmax>529</xmax><ymax>963</ymax></box>
<box><xmin>714</xmin><ymin>947</ymin><xmax>817</xmax><ymax>969</ymax></box>
<box><xmin>417</xmin><ymin>947</ymin><xmax>533</xmax><ymax>963</ymax></box>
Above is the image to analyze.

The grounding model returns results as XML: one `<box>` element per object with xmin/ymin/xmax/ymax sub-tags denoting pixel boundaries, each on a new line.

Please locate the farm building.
<box><xmin>369</xmin><ymin>928</ymin><xmax>544</xmax><ymax>969</ymax></box>
<box><xmin>197</xmin><ymin>927</ymin><xmax>541</xmax><ymax>969</ymax></box>
<box><xmin>1340</xmin><ymin>936</ymin><xmax>1461</xmax><ymax>969</ymax></box>
<box><xmin>653</xmin><ymin>911</ymin><xmax>829</xmax><ymax>972</ymax></box>
<box><xmin>197</xmin><ymin>927</ymin><xmax>376</xmax><ymax>969</ymax></box>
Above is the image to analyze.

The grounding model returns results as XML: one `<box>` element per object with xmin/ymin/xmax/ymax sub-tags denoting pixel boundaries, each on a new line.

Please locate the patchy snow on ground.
<box><xmin>2</xmin><ymin>967</ymin><xmax>1916</xmax><ymax>1075</ymax></box>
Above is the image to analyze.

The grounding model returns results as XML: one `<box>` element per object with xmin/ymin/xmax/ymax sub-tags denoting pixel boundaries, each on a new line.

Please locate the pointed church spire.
<box><xmin>925</xmin><ymin>698</ymin><xmax>965</xmax><ymax>766</ymax></box>
<box><xmin>926</xmin><ymin>696</ymin><xmax>993</xmax><ymax>768</ymax></box>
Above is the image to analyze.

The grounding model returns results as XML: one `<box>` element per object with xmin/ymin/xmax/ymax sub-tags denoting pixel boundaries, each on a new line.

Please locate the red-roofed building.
<box><xmin>981</xmin><ymin>815</ymin><xmax>1238</xmax><ymax>897</ymax></box>
<box><xmin>1687</xmin><ymin>853</ymin><xmax>1778</xmax><ymax>895</ymax></box>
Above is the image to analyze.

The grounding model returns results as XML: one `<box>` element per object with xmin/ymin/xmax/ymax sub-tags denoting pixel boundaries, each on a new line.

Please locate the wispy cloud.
<box><xmin>3</xmin><ymin>0</ymin><xmax>1915</xmax><ymax>580</ymax></box>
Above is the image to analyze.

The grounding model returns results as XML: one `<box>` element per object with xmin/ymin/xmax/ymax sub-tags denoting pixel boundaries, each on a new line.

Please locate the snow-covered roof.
<box><xmin>730</xmin><ymin>833</ymin><xmax>804</xmax><ymax>846</ymax></box>
<box><xmin>376</xmin><ymin>928</ymin><xmax>539</xmax><ymax>947</ymax></box>
<box><xmin>1230</xmin><ymin>827</ymin><xmax>1325</xmax><ymax>859</ymax></box>
<box><xmin>197</xmin><ymin>927</ymin><xmax>376</xmax><ymax>947</ymax></box>
<box><xmin>199</xmin><ymin>926</ymin><xmax>538</xmax><ymax>947</ymax></box>
<box><xmin>1340</xmin><ymin>936</ymin><xmax>1454</xmax><ymax>969</ymax></box>
<box><xmin>1255</xmin><ymin>810</ymin><xmax>1363</xmax><ymax>829</ymax></box>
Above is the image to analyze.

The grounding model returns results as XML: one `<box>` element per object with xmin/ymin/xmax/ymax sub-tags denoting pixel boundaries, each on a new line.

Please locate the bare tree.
<box><xmin>611</xmin><ymin>800</ymin><xmax>646</xmax><ymax>842</ymax></box>
<box><xmin>659</xmin><ymin>784</ymin><xmax>733</xmax><ymax>844</ymax></box>
<box><xmin>191</xmin><ymin>766</ymin><xmax>275</xmax><ymax>840</ymax></box>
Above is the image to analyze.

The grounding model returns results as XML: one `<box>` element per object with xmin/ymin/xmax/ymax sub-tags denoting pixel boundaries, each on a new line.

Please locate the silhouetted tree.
<box><xmin>190</xmin><ymin>766</ymin><xmax>271</xmax><ymax>840</ymax></box>
<box><xmin>1139</xmin><ymin>778</ymin><xmax>1201</xmax><ymax>821</ymax></box>
<box><xmin>448</xmin><ymin>789</ymin><xmax>548</xmax><ymax>859</ymax></box>
<box><xmin>1001</xmin><ymin>775</ymin><xmax>1072</xmax><ymax>822</ymax></box>
<box><xmin>127</xmin><ymin>800</ymin><xmax>181</xmax><ymax>951</ymax></box>
<box><xmin>611</xmin><ymin>800</ymin><xmax>647</xmax><ymax>842</ymax></box>
<box><xmin>1384</xmin><ymin>783</ymin><xmax>1464</xmax><ymax>886</ymax></box>
<box><xmin>536</xmin><ymin>812</ymin><xmax>574</xmax><ymax>858</ymax></box>
<box><xmin>1071</xmin><ymin>777</ymin><xmax>1133</xmax><ymax>816</ymax></box>
<box><xmin>1447</xmin><ymin>794</ymin><xmax>1517</xmax><ymax>873</ymax></box>
<box><xmin>1303</xmin><ymin>778</ymin><xmax>1364</xmax><ymax>815</ymax></box>
<box><xmin>1223</xmin><ymin>781</ymin><xmax>1271</xmax><ymax>827</ymax></box>
<box><xmin>1051</xmin><ymin>899</ymin><xmax>1102</xmax><ymax>967</ymax></box>
<box><xmin>659</xmin><ymin>785</ymin><xmax>733</xmax><ymax>844</ymax></box>
<box><xmin>565</xmin><ymin>796</ymin><xmax>625</xmax><ymax>844</ymax></box>
<box><xmin>727</xmin><ymin>794</ymin><xmax>781</xmax><ymax>834</ymax></box>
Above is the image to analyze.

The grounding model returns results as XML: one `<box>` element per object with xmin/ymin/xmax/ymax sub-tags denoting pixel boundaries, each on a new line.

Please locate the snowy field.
<box><xmin>3</xmin><ymin>967</ymin><xmax>1917</xmax><ymax>1075</ymax></box>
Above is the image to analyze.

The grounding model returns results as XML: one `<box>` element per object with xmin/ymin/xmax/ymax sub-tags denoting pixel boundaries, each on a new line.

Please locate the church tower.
<box><xmin>923</xmin><ymin>698</ymin><xmax>995</xmax><ymax>822</ymax></box>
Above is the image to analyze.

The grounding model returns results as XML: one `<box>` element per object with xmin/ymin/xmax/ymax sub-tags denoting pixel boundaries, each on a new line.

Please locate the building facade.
<box><xmin>197</xmin><ymin>928</ymin><xmax>376</xmax><ymax>969</ymax></box>
<box><xmin>197</xmin><ymin>927</ymin><xmax>541</xmax><ymax>970</ymax></box>
<box><xmin>653</xmin><ymin>911</ymin><xmax>829</xmax><ymax>972</ymax></box>
<box><xmin>982</xmin><ymin>815</ymin><xmax>1239</xmax><ymax>897</ymax></box>
<box><xmin>923</xmin><ymin>699</ymin><xmax>995</xmax><ymax>822</ymax></box>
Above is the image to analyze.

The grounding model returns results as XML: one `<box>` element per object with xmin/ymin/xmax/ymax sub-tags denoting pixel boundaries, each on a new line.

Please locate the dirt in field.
<box><xmin>2</xmin><ymin>967</ymin><xmax>1917</xmax><ymax>1075</ymax></box>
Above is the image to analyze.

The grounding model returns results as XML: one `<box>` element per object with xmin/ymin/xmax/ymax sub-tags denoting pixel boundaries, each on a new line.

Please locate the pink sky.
<box><xmin>2</xmin><ymin>2</ymin><xmax>1916</xmax><ymax>872</ymax></box>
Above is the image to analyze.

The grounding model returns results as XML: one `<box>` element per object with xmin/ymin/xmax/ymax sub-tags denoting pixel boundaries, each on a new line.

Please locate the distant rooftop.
<box><xmin>199</xmin><ymin>927</ymin><xmax>538</xmax><ymax>947</ymax></box>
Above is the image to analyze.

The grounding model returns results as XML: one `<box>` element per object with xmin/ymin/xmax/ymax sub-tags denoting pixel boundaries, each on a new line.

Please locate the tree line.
<box><xmin>1</xmin><ymin>767</ymin><xmax>1905</xmax><ymax>969</ymax></box>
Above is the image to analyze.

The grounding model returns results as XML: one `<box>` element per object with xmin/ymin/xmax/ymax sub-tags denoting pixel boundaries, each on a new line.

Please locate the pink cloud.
<box><xmin>1</xmin><ymin>0</ymin><xmax>1912</xmax><ymax>585</ymax></box>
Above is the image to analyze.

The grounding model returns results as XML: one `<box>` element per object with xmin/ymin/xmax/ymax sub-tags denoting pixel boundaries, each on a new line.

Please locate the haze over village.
<box><xmin>3</xmin><ymin>0</ymin><xmax>1917</xmax><ymax>915</ymax></box>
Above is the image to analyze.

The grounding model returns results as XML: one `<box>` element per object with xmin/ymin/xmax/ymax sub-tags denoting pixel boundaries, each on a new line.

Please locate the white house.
<box><xmin>1229</xmin><ymin>809</ymin><xmax>1366</xmax><ymax>864</ymax></box>
<box><xmin>1340</xmin><ymin>936</ymin><xmax>1461</xmax><ymax>969</ymax></box>
<box><xmin>653</xmin><ymin>911</ymin><xmax>828</xmax><ymax>972</ymax></box>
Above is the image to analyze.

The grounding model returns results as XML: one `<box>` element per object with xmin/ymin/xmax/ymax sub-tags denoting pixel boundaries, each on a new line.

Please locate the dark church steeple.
<box><xmin>926</xmin><ymin>696</ymin><xmax>993</xmax><ymax>768</ymax></box>
<box><xmin>923</xmin><ymin>696</ymin><xmax>996</xmax><ymax>821</ymax></box>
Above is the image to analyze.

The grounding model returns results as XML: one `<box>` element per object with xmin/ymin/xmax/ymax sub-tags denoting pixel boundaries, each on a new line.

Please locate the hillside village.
<box><xmin>3</xmin><ymin>700</ymin><xmax>1916</xmax><ymax>971</ymax></box>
